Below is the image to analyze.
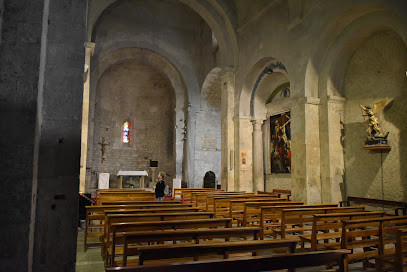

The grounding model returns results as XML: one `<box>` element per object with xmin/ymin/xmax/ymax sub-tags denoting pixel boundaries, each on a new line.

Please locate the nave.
<box><xmin>79</xmin><ymin>188</ymin><xmax>407</xmax><ymax>272</ymax></box>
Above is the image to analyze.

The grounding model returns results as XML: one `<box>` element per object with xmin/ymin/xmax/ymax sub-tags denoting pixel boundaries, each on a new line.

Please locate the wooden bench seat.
<box><xmin>340</xmin><ymin>196</ymin><xmax>407</xmax><ymax>215</ymax></box>
<box><xmin>119</xmin><ymin>227</ymin><xmax>263</xmax><ymax>266</ymax></box>
<box><xmin>106</xmin><ymin>218</ymin><xmax>232</xmax><ymax>266</ymax></box>
<box><xmin>299</xmin><ymin>211</ymin><xmax>386</xmax><ymax>250</ymax></box>
<box><xmin>259</xmin><ymin>204</ymin><xmax>339</xmax><ymax>238</ymax></box>
<box><xmin>101</xmin><ymin>201</ymin><xmax>183</xmax><ymax>206</ymax></box>
<box><xmin>214</xmin><ymin>195</ymin><xmax>283</xmax><ymax>219</ymax></box>
<box><xmin>228</xmin><ymin>199</ymin><xmax>289</xmax><ymax>225</ymax></box>
<box><xmin>263</xmin><ymin>206</ymin><xmax>365</xmax><ymax>239</ymax></box>
<box><xmin>98</xmin><ymin>192</ymin><xmax>156</xmax><ymax>204</ymax></box>
<box><xmin>106</xmin><ymin>249</ymin><xmax>350</xmax><ymax>272</ymax></box>
<box><xmin>242</xmin><ymin>201</ymin><xmax>303</xmax><ymax>227</ymax></box>
<box><xmin>131</xmin><ymin>239</ymin><xmax>298</xmax><ymax>266</ymax></box>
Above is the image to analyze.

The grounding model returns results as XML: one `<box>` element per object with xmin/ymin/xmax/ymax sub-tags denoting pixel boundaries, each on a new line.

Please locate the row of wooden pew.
<box><xmin>82</xmin><ymin>188</ymin><xmax>407</xmax><ymax>271</ymax></box>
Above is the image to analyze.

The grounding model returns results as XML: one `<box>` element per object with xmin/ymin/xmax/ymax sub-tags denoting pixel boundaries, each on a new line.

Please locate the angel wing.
<box><xmin>372</xmin><ymin>98</ymin><xmax>392</xmax><ymax>114</ymax></box>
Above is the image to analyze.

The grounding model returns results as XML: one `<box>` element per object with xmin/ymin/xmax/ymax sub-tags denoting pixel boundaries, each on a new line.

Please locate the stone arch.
<box><xmin>305</xmin><ymin>6</ymin><xmax>407</xmax><ymax>99</ymax></box>
<box><xmin>239</xmin><ymin>58</ymin><xmax>289</xmax><ymax>118</ymax></box>
<box><xmin>305</xmin><ymin>6</ymin><xmax>407</xmax><ymax>203</ymax></box>
<box><xmin>88</xmin><ymin>0</ymin><xmax>238</xmax><ymax>68</ymax></box>
<box><xmin>90</xmin><ymin>47</ymin><xmax>187</xmax><ymax>109</ymax></box>
<box><xmin>200</xmin><ymin>67</ymin><xmax>223</xmax><ymax>110</ymax></box>
<box><xmin>87</xmin><ymin>47</ymin><xmax>188</xmax><ymax>184</ymax></box>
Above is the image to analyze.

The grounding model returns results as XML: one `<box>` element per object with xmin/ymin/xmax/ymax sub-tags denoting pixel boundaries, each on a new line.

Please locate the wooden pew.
<box><xmin>340</xmin><ymin>196</ymin><xmax>407</xmax><ymax>215</ymax></box>
<box><xmin>84</xmin><ymin>203</ymin><xmax>192</xmax><ymax>251</ymax></box>
<box><xmin>96</xmin><ymin>189</ymin><xmax>147</xmax><ymax>205</ymax></box>
<box><xmin>104</xmin><ymin>207</ymin><xmax>201</xmax><ymax>215</ymax></box>
<box><xmin>193</xmin><ymin>191</ymin><xmax>249</xmax><ymax>210</ymax></box>
<box><xmin>394</xmin><ymin>228</ymin><xmax>407</xmax><ymax>271</ymax></box>
<box><xmin>374</xmin><ymin>216</ymin><xmax>407</xmax><ymax>271</ymax></box>
<box><xmin>101</xmin><ymin>201</ymin><xmax>183</xmax><ymax>206</ymax></box>
<box><xmin>274</xmin><ymin>206</ymin><xmax>366</xmax><ymax>239</ymax></box>
<box><xmin>340</xmin><ymin>216</ymin><xmax>407</xmax><ymax>271</ymax></box>
<box><xmin>106</xmin><ymin>249</ymin><xmax>350</xmax><ymax>272</ymax></box>
<box><xmin>98</xmin><ymin>191</ymin><xmax>155</xmax><ymax>204</ymax></box>
<box><xmin>132</xmin><ymin>239</ymin><xmax>297</xmax><ymax>266</ymax></box>
<box><xmin>120</xmin><ymin>227</ymin><xmax>264</xmax><ymax>266</ymax></box>
<box><xmin>228</xmin><ymin>198</ymin><xmax>288</xmax><ymax>225</ymax></box>
<box><xmin>259</xmin><ymin>204</ymin><xmax>338</xmax><ymax>238</ymax></box>
<box><xmin>242</xmin><ymin>201</ymin><xmax>303</xmax><ymax>227</ymax></box>
<box><xmin>299</xmin><ymin>211</ymin><xmax>386</xmax><ymax>250</ymax></box>
<box><xmin>214</xmin><ymin>195</ymin><xmax>283</xmax><ymax>218</ymax></box>
<box><xmin>205</xmin><ymin>193</ymin><xmax>255</xmax><ymax>212</ymax></box>
<box><xmin>108</xmin><ymin>218</ymin><xmax>232</xmax><ymax>266</ymax></box>
<box><xmin>174</xmin><ymin>188</ymin><xmax>219</xmax><ymax>204</ymax></box>
<box><xmin>105</xmin><ymin>212</ymin><xmax>215</xmax><ymax>241</ymax></box>
<box><xmin>272</xmin><ymin>189</ymin><xmax>292</xmax><ymax>200</ymax></box>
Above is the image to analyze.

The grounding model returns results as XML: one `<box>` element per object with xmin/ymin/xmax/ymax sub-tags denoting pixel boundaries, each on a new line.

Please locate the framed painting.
<box><xmin>270</xmin><ymin>112</ymin><xmax>291</xmax><ymax>173</ymax></box>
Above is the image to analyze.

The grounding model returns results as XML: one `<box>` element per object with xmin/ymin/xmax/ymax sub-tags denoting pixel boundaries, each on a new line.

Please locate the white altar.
<box><xmin>117</xmin><ymin>170</ymin><xmax>148</xmax><ymax>189</ymax></box>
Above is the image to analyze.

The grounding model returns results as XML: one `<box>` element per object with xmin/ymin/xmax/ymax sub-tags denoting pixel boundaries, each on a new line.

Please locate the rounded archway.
<box><xmin>86</xmin><ymin>48</ymin><xmax>188</xmax><ymax>192</ymax></box>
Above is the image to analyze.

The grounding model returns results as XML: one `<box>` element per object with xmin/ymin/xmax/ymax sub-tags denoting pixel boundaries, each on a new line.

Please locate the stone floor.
<box><xmin>75</xmin><ymin>229</ymin><xmax>367</xmax><ymax>272</ymax></box>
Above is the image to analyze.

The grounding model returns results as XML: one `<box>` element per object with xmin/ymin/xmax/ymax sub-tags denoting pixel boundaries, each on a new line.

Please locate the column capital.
<box><xmin>85</xmin><ymin>42</ymin><xmax>95</xmax><ymax>55</ymax></box>
<box><xmin>251</xmin><ymin>118</ymin><xmax>265</xmax><ymax>130</ymax></box>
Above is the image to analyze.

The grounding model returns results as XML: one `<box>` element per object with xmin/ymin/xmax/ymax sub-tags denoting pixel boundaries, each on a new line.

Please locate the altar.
<box><xmin>117</xmin><ymin>170</ymin><xmax>148</xmax><ymax>189</ymax></box>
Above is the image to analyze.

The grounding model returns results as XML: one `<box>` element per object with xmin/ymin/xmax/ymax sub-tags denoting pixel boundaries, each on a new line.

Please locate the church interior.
<box><xmin>1</xmin><ymin>0</ymin><xmax>407</xmax><ymax>271</ymax></box>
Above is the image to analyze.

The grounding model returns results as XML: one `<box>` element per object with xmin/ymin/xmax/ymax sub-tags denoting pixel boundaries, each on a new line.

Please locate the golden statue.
<box><xmin>359</xmin><ymin>98</ymin><xmax>391</xmax><ymax>140</ymax></box>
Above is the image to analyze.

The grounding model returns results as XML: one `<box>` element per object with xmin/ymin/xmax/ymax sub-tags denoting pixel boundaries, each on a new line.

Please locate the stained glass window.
<box><xmin>122</xmin><ymin>121</ymin><xmax>130</xmax><ymax>143</ymax></box>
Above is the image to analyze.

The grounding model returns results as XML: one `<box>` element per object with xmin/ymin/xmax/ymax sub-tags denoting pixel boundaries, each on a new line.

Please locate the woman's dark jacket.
<box><xmin>155</xmin><ymin>179</ymin><xmax>165</xmax><ymax>197</ymax></box>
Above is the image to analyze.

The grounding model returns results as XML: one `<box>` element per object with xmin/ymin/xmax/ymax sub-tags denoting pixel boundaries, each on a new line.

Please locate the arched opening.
<box><xmin>192</xmin><ymin>67</ymin><xmax>223</xmax><ymax>188</ymax></box>
<box><xmin>343</xmin><ymin>30</ymin><xmax>407</xmax><ymax>202</ymax></box>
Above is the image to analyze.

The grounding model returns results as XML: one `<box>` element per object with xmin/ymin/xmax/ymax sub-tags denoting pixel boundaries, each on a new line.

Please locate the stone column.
<box><xmin>234</xmin><ymin>115</ymin><xmax>253</xmax><ymax>192</ymax></box>
<box><xmin>252</xmin><ymin>119</ymin><xmax>265</xmax><ymax>192</ymax></box>
<box><xmin>221</xmin><ymin>69</ymin><xmax>235</xmax><ymax>191</ymax></box>
<box><xmin>320</xmin><ymin>95</ymin><xmax>346</xmax><ymax>203</ymax></box>
<box><xmin>174</xmin><ymin>108</ymin><xmax>185</xmax><ymax>180</ymax></box>
<box><xmin>291</xmin><ymin>96</ymin><xmax>322</xmax><ymax>204</ymax></box>
<box><xmin>79</xmin><ymin>42</ymin><xmax>95</xmax><ymax>194</ymax></box>
<box><xmin>184</xmin><ymin>106</ymin><xmax>198</xmax><ymax>187</ymax></box>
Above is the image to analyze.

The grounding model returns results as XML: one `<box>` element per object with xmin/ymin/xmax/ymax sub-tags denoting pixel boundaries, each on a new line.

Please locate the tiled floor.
<box><xmin>76</xmin><ymin>229</ymin><xmax>105</xmax><ymax>272</ymax></box>
<box><xmin>75</xmin><ymin>229</ymin><xmax>367</xmax><ymax>272</ymax></box>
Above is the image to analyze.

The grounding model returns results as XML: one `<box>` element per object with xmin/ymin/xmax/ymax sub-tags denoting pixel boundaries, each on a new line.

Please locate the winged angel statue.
<box><xmin>359</xmin><ymin>98</ymin><xmax>392</xmax><ymax>140</ymax></box>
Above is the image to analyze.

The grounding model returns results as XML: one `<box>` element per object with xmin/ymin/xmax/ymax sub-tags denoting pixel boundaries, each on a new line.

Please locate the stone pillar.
<box><xmin>291</xmin><ymin>96</ymin><xmax>322</xmax><ymax>204</ymax></box>
<box><xmin>184</xmin><ymin>106</ymin><xmax>198</xmax><ymax>187</ymax></box>
<box><xmin>0</xmin><ymin>1</ymin><xmax>86</xmax><ymax>271</ymax></box>
<box><xmin>320</xmin><ymin>95</ymin><xmax>346</xmax><ymax>203</ymax></box>
<box><xmin>221</xmin><ymin>69</ymin><xmax>235</xmax><ymax>191</ymax></box>
<box><xmin>79</xmin><ymin>42</ymin><xmax>95</xmax><ymax>194</ymax></box>
<box><xmin>235</xmin><ymin>115</ymin><xmax>253</xmax><ymax>192</ymax></box>
<box><xmin>252</xmin><ymin>119</ymin><xmax>265</xmax><ymax>192</ymax></box>
<box><xmin>174</xmin><ymin>108</ymin><xmax>185</xmax><ymax>180</ymax></box>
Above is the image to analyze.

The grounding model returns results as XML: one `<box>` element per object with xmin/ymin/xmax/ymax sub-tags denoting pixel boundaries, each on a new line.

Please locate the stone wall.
<box><xmin>343</xmin><ymin>31</ymin><xmax>407</xmax><ymax>202</ymax></box>
<box><xmin>193</xmin><ymin>71</ymin><xmax>222</xmax><ymax>187</ymax></box>
<box><xmin>90</xmin><ymin>59</ymin><xmax>176</xmax><ymax>190</ymax></box>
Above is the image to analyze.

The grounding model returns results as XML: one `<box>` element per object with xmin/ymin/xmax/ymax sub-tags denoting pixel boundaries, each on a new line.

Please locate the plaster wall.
<box><xmin>343</xmin><ymin>31</ymin><xmax>407</xmax><ymax>202</ymax></box>
<box><xmin>90</xmin><ymin>60</ymin><xmax>176</xmax><ymax>189</ymax></box>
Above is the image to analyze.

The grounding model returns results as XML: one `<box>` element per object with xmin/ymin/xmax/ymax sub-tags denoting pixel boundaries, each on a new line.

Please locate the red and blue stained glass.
<box><xmin>122</xmin><ymin>122</ymin><xmax>130</xmax><ymax>143</ymax></box>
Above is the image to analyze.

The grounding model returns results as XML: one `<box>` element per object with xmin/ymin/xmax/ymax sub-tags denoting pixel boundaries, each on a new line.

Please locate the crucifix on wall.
<box><xmin>98</xmin><ymin>137</ymin><xmax>110</xmax><ymax>163</ymax></box>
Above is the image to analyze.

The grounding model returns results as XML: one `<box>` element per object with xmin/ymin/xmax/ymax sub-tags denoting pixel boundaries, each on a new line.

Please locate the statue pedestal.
<box><xmin>150</xmin><ymin>167</ymin><xmax>157</xmax><ymax>184</ymax></box>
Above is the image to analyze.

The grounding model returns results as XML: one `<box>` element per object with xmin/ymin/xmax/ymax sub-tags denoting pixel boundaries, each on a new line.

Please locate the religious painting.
<box><xmin>240</xmin><ymin>150</ymin><xmax>247</xmax><ymax>171</ymax></box>
<box><xmin>270</xmin><ymin>112</ymin><xmax>291</xmax><ymax>173</ymax></box>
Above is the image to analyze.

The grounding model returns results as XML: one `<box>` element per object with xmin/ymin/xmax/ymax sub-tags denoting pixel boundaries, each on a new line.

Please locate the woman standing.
<box><xmin>154</xmin><ymin>172</ymin><xmax>166</xmax><ymax>201</ymax></box>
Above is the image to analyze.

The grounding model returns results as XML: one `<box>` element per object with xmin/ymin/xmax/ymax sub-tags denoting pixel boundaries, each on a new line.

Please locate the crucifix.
<box><xmin>98</xmin><ymin>137</ymin><xmax>110</xmax><ymax>163</ymax></box>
